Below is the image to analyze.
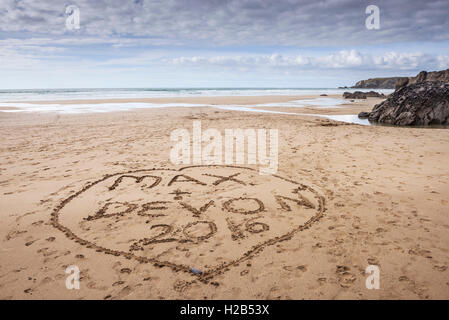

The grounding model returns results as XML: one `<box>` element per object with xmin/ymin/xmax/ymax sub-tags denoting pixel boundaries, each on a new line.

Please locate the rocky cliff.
<box><xmin>350</xmin><ymin>68</ymin><xmax>449</xmax><ymax>89</ymax></box>
<box><xmin>351</xmin><ymin>77</ymin><xmax>406</xmax><ymax>89</ymax></box>
<box><xmin>395</xmin><ymin>69</ymin><xmax>449</xmax><ymax>89</ymax></box>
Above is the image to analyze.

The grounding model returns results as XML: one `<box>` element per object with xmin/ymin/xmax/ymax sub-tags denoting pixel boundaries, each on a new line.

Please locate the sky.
<box><xmin>1</xmin><ymin>0</ymin><xmax>449</xmax><ymax>89</ymax></box>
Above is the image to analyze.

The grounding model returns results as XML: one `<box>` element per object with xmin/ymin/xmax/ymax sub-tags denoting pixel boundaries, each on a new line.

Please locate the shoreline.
<box><xmin>3</xmin><ymin>94</ymin><xmax>337</xmax><ymax>105</ymax></box>
<box><xmin>0</xmin><ymin>94</ymin><xmax>384</xmax><ymax>118</ymax></box>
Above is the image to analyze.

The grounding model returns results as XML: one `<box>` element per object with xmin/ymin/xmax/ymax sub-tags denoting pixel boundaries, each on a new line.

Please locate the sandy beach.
<box><xmin>1</xmin><ymin>95</ymin><xmax>449</xmax><ymax>300</ymax></box>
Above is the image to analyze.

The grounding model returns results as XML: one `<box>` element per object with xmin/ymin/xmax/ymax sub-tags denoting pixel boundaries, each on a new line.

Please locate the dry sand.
<box><xmin>0</xmin><ymin>95</ymin><xmax>448</xmax><ymax>300</ymax></box>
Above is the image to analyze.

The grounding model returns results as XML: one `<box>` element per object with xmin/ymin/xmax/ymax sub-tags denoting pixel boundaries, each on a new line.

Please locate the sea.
<box><xmin>0</xmin><ymin>88</ymin><xmax>394</xmax><ymax>125</ymax></box>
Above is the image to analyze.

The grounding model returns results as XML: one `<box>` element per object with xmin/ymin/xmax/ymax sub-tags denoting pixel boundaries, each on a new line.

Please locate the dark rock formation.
<box><xmin>395</xmin><ymin>69</ymin><xmax>449</xmax><ymax>90</ymax></box>
<box><xmin>358</xmin><ymin>111</ymin><xmax>370</xmax><ymax>119</ymax></box>
<box><xmin>367</xmin><ymin>81</ymin><xmax>449</xmax><ymax>126</ymax></box>
<box><xmin>365</xmin><ymin>91</ymin><xmax>387</xmax><ymax>98</ymax></box>
<box><xmin>394</xmin><ymin>77</ymin><xmax>410</xmax><ymax>89</ymax></box>
<box><xmin>351</xmin><ymin>77</ymin><xmax>406</xmax><ymax>89</ymax></box>
<box><xmin>343</xmin><ymin>91</ymin><xmax>386</xmax><ymax>99</ymax></box>
<box><xmin>350</xmin><ymin>68</ymin><xmax>449</xmax><ymax>90</ymax></box>
<box><xmin>343</xmin><ymin>91</ymin><xmax>366</xmax><ymax>99</ymax></box>
<box><xmin>320</xmin><ymin>94</ymin><xmax>328</xmax><ymax>96</ymax></box>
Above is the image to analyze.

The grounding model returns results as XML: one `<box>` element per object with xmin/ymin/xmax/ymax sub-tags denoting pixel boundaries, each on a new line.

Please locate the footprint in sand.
<box><xmin>336</xmin><ymin>265</ymin><xmax>356</xmax><ymax>288</ymax></box>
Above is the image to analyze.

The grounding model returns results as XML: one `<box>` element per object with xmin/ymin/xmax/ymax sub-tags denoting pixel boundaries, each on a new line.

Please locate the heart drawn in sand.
<box><xmin>51</xmin><ymin>165</ymin><xmax>326</xmax><ymax>282</ymax></box>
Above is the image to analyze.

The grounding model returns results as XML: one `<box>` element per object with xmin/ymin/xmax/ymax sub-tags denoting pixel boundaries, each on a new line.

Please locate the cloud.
<box><xmin>1</xmin><ymin>0</ymin><xmax>449</xmax><ymax>46</ymax></box>
<box><xmin>167</xmin><ymin>50</ymin><xmax>444</xmax><ymax>71</ymax></box>
<box><xmin>437</xmin><ymin>55</ymin><xmax>449</xmax><ymax>69</ymax></box>
<box><xmin>1</xmin><ymin>1</ymin><xmax>448</xmax><ymax>88</ymax></box>
<box><xmin>1</xmin><ymin>43</ymin><xmax>443</xmax><ymax>74</ymax></box>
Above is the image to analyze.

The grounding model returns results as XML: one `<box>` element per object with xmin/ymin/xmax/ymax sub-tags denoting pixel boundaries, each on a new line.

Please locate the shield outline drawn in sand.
<box><xmin>51</xmin><ymin>165</ymin><xmax>326</xmax><ymax>282</ymax></box>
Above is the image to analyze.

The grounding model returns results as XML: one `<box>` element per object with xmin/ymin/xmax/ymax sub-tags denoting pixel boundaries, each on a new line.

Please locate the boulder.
<box><xmin>343</xmin><ymin>91</ymin><xmax>385</xmax><ymax>99</ymax></box>
<box><xmin>343</xmin><ymin>91</ymin><xmax>366</xmax><ymax>99</ymax></box>
<box><xmin>358</xmin><ymin>111</ymin><xmax>370</xmax><ymax>119</ymax></box>
<box><xmin>365</xmin><ymin>91</ymin><xmax>386</xmax><ymax>98</ymax></box>
<box><xmin>367</xmin><ymin>81</ymin><xmax>449</xmax><ymax>126</ymax></box>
